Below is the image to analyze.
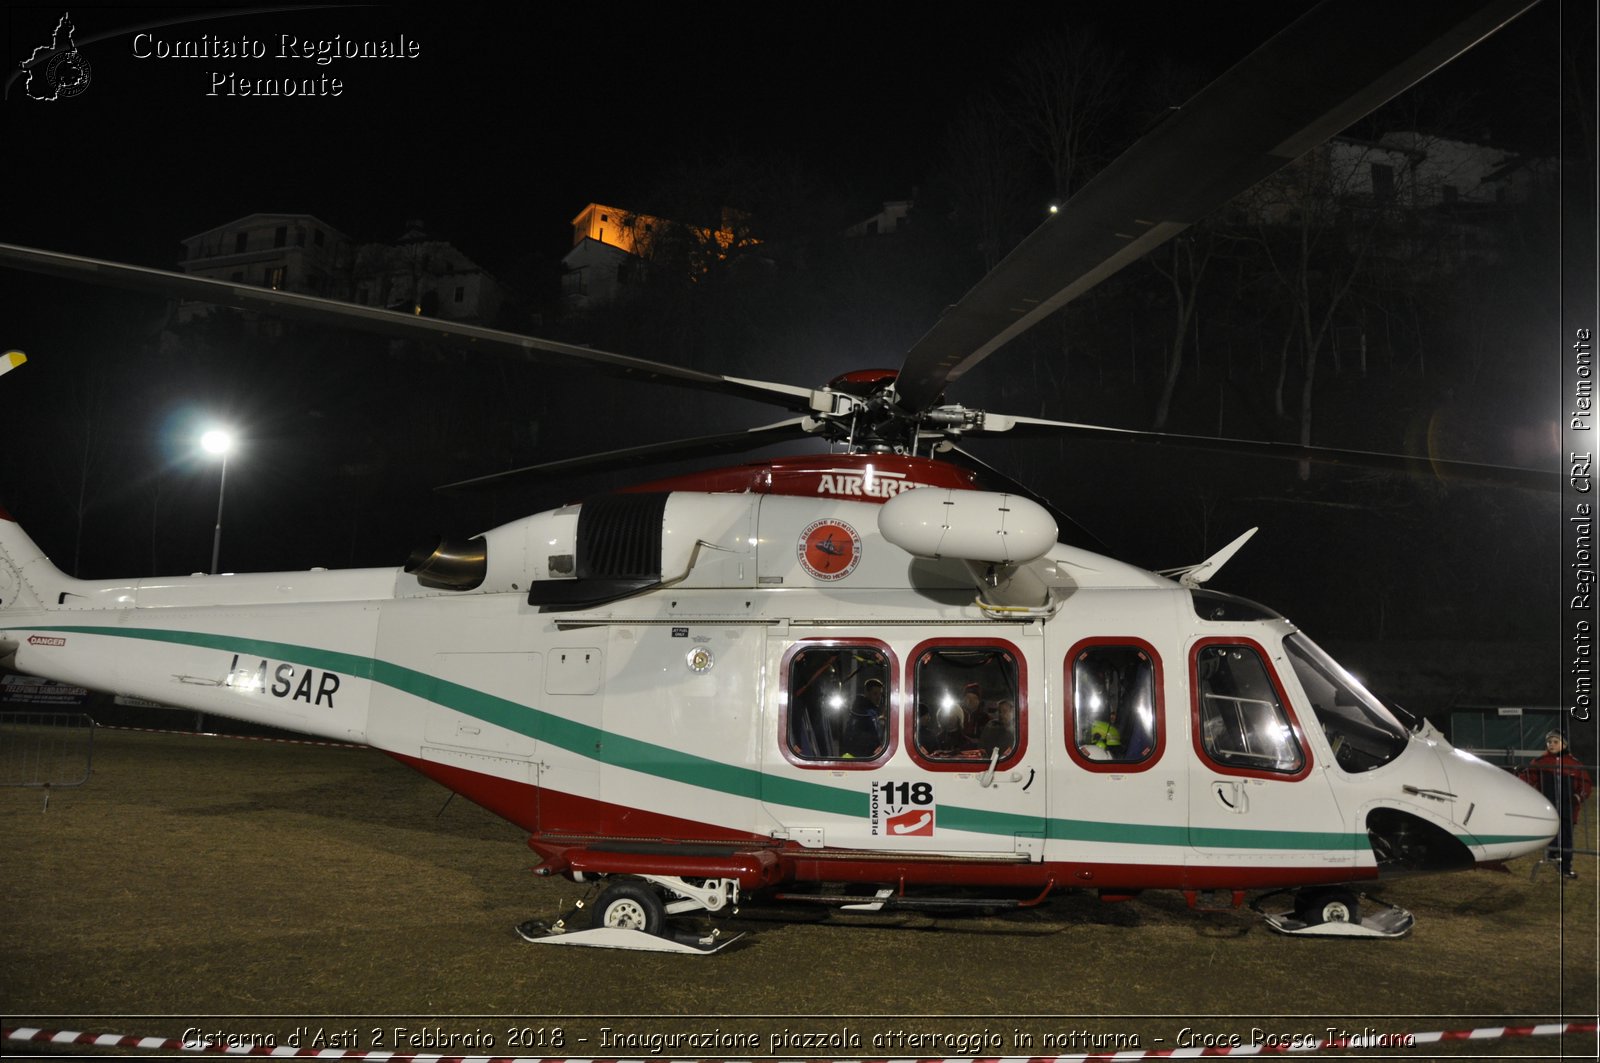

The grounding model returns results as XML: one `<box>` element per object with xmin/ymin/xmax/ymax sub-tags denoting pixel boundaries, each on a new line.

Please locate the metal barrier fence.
<box><xmin>1463</xmin><ymin>746</ymin><xmax>1600</xmax><ymax>777</ymax></box>
<box><xmin>0</xmin><ymin>712</ymin><xmax>94</xmax><ymax>791</ymax></box>
<box><xmin>1459</xmin><ymin>746</ymin><xmax>1600</xmax><ymax>862</ymax></box>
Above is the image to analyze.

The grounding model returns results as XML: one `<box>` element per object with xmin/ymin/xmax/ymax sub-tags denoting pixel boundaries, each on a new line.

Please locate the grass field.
<box><xmin>2</xmin><ymin>727</ymin><xmax>1595</xmax><ymax>1059</ymax></box>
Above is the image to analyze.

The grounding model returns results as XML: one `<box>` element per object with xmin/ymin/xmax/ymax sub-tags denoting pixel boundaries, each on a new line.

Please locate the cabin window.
<box><xmin>1193</xmin><ymin>643</ymin><xmax>1305</xmax><ymax>776</ymax></box>
<box><xmin>909</xmin><ymin>642</ymin><xmax>1023</xmax><ymax>769</ymax></box>
<box><xmin>1283</xmin><ymin>634</ymin><xmax>1408</xmax><ymax>772</ymax></box>
<box><xmin>784</xmin><ymin>643</ymin><xmax>892</xmax><ymax>765</ymax></box>
<box><xmin>1070</xmin><ymin>642</ymin><xmax>1160</xmax><ymax>768</ymax></box>
<box><xmin>1191</xmin><ymin>590</ymin><xmax>1280</xmax><ymax>622</ymax></box>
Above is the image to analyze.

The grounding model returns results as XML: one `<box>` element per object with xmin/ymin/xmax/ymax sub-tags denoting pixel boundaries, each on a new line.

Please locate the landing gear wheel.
<box><xmin>1295</xmin><ymin>887</ymin><xmax>1360</xmax><ymax>926</ymax></box>
<box><xmin>593</xmin><ymin>879</ymin><xmax>667</xmax><ymax>935</ymax></box>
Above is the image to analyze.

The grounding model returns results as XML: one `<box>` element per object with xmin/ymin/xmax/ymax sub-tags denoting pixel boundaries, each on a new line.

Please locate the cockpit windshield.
<box><xmin>1283</xmin><ymin>634</ymin><xmax>1409</xmax><ymax>772</ymax></box>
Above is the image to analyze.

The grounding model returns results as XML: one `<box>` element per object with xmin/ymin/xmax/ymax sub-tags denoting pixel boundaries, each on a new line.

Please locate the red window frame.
<box><xmin>778</xmin><ymin>638</ymin><xmax>898</xmax><ymax>771</ymax></box>
<box><xmin>1063</xmin><ymin>636</ymin><xmax>1166</xmax><ymax>773</ymax></box>
<box><xmin>1188</xmin><ymin>636</ymin><xmax>1313</xmax><ymax>782</ymax></box>
<box><xmin>904</xmin><ymin>637</ymin><xmax>1028</xmax><ymax>773</ymax></box>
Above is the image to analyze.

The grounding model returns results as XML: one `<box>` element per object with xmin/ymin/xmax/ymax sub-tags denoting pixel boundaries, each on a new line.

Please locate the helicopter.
<box><xmin>0</xmin><ymin>0</ymin><xmax>1565</xmax><ymax>951</ymax></box>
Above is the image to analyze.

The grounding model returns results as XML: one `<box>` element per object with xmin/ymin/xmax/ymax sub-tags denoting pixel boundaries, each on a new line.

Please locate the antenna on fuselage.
<box><xmin>1159</xmin><ymin>527</ymin><xmax>1259</xmax><ymax>589</ymax></box>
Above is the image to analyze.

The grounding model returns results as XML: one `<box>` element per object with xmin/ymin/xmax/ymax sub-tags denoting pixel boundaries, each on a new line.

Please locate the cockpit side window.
<box><xmin>782</xmin><ymin>641</ymin><xmax>894</xmax><ymax>768</ymax></box>
<box><xmin>1067</xmin><ymin>640</ymin><xmax>1163</xmax><ymax>770</ymax></box>
<box><xmin>1192</xmin><ymin>640</ymin><xmax>1308</xmax><ymax>778</ymax></box>
<box><xmin>1283</xmin><ymin>634</ymin><xmax>1408</xmax><ymax>772</ymax></box>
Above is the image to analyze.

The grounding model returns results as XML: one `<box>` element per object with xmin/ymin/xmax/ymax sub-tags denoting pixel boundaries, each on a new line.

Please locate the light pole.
<box><xmin>200</xmin><ymin>428</ymin><xmax>234</xmax><ymax>575</ymax></box>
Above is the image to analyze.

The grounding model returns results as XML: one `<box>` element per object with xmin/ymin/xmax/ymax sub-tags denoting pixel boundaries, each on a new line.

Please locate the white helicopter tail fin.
<box><xmin>0</xmin><ymin>505</ymin><xmax>53</xmax><ymax>613</ymax></box>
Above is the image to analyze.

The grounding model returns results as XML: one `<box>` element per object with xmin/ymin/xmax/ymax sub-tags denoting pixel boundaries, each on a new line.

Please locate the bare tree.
<box><xmin>355</xmin><ymin>222</ymin><xmax>458</xmax><ymax>316</ymax></box>
<box><xmin>1004</xmin><ymin>28</ymin><xmax>1126</xmax><ymax>202</ymax></box>
<box><xmin>68</xmin><ymin>368</ymin><xmax>114</xmax><ymax>577</ymax></box>
<box><xmin>1237</xmin><ymin>141</ymin><xmax>1403</xmax><ymax>467</ymax></box>
<box><xmin>1149</xmin><ymin>226</ymin><xmax>1221</xmax><ymax>429</ymax></box>
<box><xmin>940</xmin><ymin>93</ymin><xmax>1035</xmax><ymax>271</ymax></box>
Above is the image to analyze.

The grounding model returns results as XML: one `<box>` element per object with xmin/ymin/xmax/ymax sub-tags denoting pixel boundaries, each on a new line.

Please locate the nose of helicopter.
<box><xmin>1442</xmin><ymin>746</ymin><xmax>1559</xmax><ymax>863</ymax></box>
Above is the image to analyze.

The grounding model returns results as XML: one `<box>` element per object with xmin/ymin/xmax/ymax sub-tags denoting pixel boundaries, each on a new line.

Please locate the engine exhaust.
<box><xmin>405</xmin><ymin>535</ymin><xmax>488</xmax><ymax>591</ymax></box>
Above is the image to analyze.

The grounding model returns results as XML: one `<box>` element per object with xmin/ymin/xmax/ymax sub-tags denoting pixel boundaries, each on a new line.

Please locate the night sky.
<box><xmin>3</xmin><ymin>6</ymin><xmax>1215</xmax><ymax>257</ymax></box>
<box><xmin>4</xmin><ymin>1</ymin><xmax>1558</xmax><ymax>267</ymax></box>
<box><xmin>0</xmin><ymin>1</ymin><xmax>1587</xmax><ymax>701</ymax></box>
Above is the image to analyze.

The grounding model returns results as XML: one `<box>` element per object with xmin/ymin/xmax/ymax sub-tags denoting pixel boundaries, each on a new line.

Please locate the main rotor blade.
<box><xmin>0</xmin><ymin>243</ymin><xmax>818</xmax><ymax>413</ymax></box>
<box><xmin>437</xmin><ymin>417</ymin><xmax>818</xmax><ymax>493</ymax></box>
<box><xmin>893</xmin><ymin>0</ymin><xmax>1538</xmax><ymax>412</ymax></box>
<box><xmin>991</xmin><ymin>415</ymin><xmax>1558</xmax><ymax>491</ymax></box>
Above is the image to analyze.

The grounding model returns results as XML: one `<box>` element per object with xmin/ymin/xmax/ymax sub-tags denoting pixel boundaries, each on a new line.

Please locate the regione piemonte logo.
<box><xmin>20</xmin><ymin>12</ymin><xmax>92</xmax><ymax>100</ymax></box>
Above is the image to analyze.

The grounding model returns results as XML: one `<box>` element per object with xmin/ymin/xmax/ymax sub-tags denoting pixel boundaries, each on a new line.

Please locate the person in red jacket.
<box><xmin>1518</xmin><ymin>731</ymin><xmax>1594</xmax><ymax>880</ymax></box>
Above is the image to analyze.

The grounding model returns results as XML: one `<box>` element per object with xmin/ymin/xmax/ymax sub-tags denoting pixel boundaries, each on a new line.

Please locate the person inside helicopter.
<box><xmin>841</xmin><ymin>676</ymin><xmax>886</xmax><ymax>759</ymax></box>
<box><xmin>1088</xmin><ymin>702</ymin><xmax>1124</xmax><ymax>756</ymax></box>
<box><xmin>1074</xmin><ymin>646</ymin><xmax>1156</xmax><ymax>765</ymax></box>
<box><xmin>918</xmin><ymin>696</ymin><xmax>971</xmax><ymax>756</ymax></box>
<box><xmin>978</xmin><ymin>698</ymin><xmax>1017</xmax><ymax>758</ymax></box>
<box><xmin>913</xmin><ymin>650</ymin><xmax>1019</xmax><ymax>760</ymax></box>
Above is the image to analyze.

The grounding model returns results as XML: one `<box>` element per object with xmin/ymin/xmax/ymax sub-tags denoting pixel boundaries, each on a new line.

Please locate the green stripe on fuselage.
<box><xmin>8</xmin><ymin>625</ymin><xmax>1544</xmax><ymax>852</ymax></box>
<box><xmin>15</xmin><ymin>624</ymin><xmax>865</xmax><ymax>819</ymax></box>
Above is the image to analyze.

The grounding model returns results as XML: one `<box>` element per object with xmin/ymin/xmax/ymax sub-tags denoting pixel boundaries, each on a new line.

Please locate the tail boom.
<box><xmin>1</xmin><ymin>508</ymin><xmax>375</xmax><ymax>743</ymax></box>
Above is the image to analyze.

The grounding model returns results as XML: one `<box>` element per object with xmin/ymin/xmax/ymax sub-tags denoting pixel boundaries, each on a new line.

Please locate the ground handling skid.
<box><xmin>515</xmin><ymin>874</ymin><xmax>745</xmax><ymax>954</ymax></box>
<box><xmin>1253</xmin><ymin>887</ymin><xmax>1415</xmax><ymax>938</ymax></box>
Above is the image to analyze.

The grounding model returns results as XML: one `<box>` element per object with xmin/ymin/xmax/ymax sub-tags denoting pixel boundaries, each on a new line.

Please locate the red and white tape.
<box><xmin>5</xmin><ymin>1021</ymin><xmax>1597</xmax><ymax>1060</ymax></box>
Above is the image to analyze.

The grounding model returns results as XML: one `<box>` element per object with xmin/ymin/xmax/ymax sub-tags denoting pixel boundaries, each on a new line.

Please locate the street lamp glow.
<box><xmin>200</xmin><ymin>428</ymin><xmax>234</xmax><ymax>456</ymax></box>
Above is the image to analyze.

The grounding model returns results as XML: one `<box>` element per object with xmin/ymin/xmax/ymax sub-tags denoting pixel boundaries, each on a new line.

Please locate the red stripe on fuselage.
<box><xmin>624</xmin><ymin>454</ymin><xmax>981</xmax><ymax>501</ymax></box>
<box><xmin>385</xmin><ymin>751</ymin><xmax>1377</xmax><ymax>894</ymax></box>
<box><xmin>385</xmin><ymin>750</ymin><xmax>767</xmax><ymax>843</ymax></box>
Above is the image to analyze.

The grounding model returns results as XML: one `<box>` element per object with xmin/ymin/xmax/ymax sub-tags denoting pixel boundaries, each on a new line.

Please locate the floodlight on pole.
<box><xmin>200</xmin><ymin>427</ymin><xmax>235</xmax><ymax>574</ymax></box>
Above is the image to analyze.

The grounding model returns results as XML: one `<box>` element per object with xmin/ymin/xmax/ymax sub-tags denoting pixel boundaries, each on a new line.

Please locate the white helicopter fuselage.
<box><xmin>0</xmin><ymin>480</ymin><xmax>1556</xmax><ymax>904</ymax></box>
<box><xmin>0</xmin><ymin>0</ymin><xmax>1561</xmax><ymax>928</ymax></box>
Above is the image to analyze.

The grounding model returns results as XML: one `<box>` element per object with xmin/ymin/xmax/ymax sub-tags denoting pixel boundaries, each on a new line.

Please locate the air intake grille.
<box><xmin>576</xmin><ymin>493</ymin><xmax>668</xmax><ymax>580</ymax></box>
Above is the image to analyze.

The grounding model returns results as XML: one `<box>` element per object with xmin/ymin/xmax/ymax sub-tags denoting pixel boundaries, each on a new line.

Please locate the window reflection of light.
<box><xmin>827</xmin><ymin>694</ymin><xmax>844</xmax><ymax>712</ymax></box>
